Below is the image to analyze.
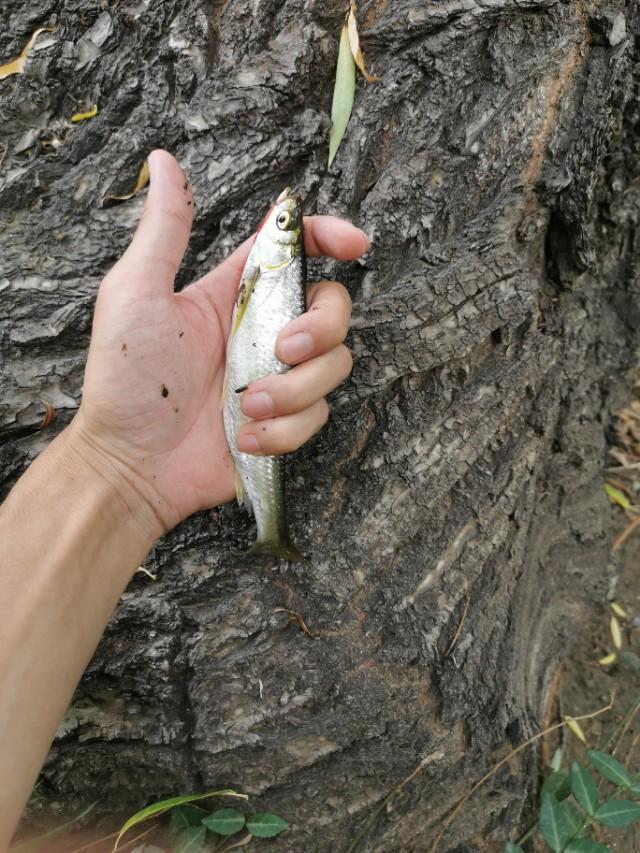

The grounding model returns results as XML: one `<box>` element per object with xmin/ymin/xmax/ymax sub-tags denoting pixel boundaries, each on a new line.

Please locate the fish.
<box><xmin>222</xmin><ymin>187</ymin><xmax>306</xmax><ymax>561</ymax></box>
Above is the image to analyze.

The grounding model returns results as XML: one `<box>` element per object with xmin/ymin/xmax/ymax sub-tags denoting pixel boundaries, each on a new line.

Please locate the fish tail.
<box><xmin>245</xmin><ymin>537</ymin><xmax>304</xmax><ymax>562</ymax></box>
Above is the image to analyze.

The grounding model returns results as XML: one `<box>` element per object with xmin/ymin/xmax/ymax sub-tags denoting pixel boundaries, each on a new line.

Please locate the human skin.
<box><xmin>0</xmin><ymin>149</ymin><xmax>368</xmax><ymax>847</ymax></box>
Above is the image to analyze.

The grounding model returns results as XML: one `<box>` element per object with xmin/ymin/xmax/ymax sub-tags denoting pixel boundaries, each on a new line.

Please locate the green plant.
<box><xmin>504</xmin><ymin>746</ymin><xmax>640</xmax><ymax>852</ymax></box>
<box><xmin>169</xmin><ymin>804</ymin><xmax>288</xmax><ymax>852</ymax></box>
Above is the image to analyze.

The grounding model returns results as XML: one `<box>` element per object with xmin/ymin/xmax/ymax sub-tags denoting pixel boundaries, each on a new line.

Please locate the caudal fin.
<box><xmin>245</xmin><ymin>537</ymin><xmax>304</xmax><ymax>562</ymax></box>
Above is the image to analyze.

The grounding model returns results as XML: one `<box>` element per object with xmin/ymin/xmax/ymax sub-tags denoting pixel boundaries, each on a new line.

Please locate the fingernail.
<box><xmin>237</xmin><ymin>434</ymin><xmax>260</xmax><ymax>453</ymax></box>
<box><xmin>241</xmin><ymin>391</ymin><xmax>274</xmax><ymax>418</ymax></box>
<box><xmin>147</xmin><ymin>150</ymin><xmax>159</xmax><ymax>182</ymax></box>
<box><xmin>280</xmin><ymin>331</ymin><xmax>314</xmax><ymax>362</ymax></box>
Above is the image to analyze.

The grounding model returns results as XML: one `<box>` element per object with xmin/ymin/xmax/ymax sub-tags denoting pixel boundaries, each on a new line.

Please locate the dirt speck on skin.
<box><xmin>121</xmin><ymin>343</ymin><xmax>127</xmax><ymax>351</ymax></box>
<box><xmin>161</xmin><ymin>384</ymin><xmax>169</xmax><ymax>398</ymax></box>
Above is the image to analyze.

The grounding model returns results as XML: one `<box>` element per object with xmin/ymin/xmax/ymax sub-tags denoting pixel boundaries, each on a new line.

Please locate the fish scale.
<box><xmin>222</xmin><ymin>189</ymin><xmax>306</xmax><ymax>560</ymax></box>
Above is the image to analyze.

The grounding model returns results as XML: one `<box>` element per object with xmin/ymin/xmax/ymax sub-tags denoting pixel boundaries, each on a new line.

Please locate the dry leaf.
<box><xmin>347</xmin><ymin>1</ymin><xmax>381</xmax><ymax>83</ymax></box>
<box><xmin>0</xmin><ymin>28</ymin><xmax>55</xmax><ymax>81</ymax></box>
<box><xmin>598</xmin><ymin>653</ymin><xmax>617</xmax><ymax>666</ymax></box>
<box><xmin>610</xmin><ymin>601</ymin><xmax>630</xmax><ymax>620</ymax></box>
<box><xmin>605</xmin><ymin>482</ymin><xmax>630</xmax><ymax>509</ymax></box>
<box><xmin>564</xmin><ymin>715</ymin><xmax>587</xmax><ymax>745</ymax></box>
<box><xmin>71</xmin><ymin>104</ymin><xmax>98</xmax><ymax>123</ymax></box>
<box><xmin>104</xmin><ymin>159</ymin><xmax>150</xmax><ymax>202</ymax></box>
<box><xmin>610</xmin><ymin>616</ymin><xmax>622</xmax><ymax>650</ymax></box>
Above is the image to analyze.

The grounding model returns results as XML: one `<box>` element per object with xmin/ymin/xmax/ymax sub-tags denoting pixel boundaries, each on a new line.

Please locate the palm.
<box><xmin>82</xmin><ymin>273</ymin><xmax>238</xmax><ymax>527</ymax></box>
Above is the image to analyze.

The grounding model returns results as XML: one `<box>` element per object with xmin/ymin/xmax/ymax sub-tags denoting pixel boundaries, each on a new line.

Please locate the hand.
<box><xmin>69</xmin><ymin>150</ymin><xmax>368</xmax><ymax>537</ymax></box>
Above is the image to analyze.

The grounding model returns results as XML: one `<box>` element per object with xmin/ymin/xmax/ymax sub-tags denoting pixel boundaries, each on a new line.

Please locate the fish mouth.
<box><xmin>276</xmin><ymin>186</ymin><xmax>301</xmax><ymax>205</ymax></box>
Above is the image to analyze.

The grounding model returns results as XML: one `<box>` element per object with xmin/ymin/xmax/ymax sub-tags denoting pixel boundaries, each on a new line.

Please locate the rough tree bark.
<box><xmin>1</xmin><ymin>0</ymin><xmax>639</xmax><ymax>850</ymax></box>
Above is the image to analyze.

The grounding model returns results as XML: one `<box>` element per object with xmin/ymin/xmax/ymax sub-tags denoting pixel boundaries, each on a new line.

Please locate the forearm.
<box><xmin>0</xmin><ymin>425</ymin><xmax>159</xmax><ymax>847</ymax></box>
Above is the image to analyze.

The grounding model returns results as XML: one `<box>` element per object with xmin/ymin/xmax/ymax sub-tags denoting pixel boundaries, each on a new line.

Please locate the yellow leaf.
<box><xmin>598</xmin><ymin>653</ymin><xmax>617</xmax><ymax>666</ymax></box>
<box><xmin>71</xmin><ymin>104</ymin><xmax>98</xmax><ymax>123</ymax></box>
<box><xmin>564</xmin><ymin>715</ymin><xmax>587</xmax><ymax>744</ymax></box>
<box><xmin>610</xmin><ymin>601</ymin><xmax>629</xmax><ymax>620</ymax></box>
<box><xmin>328</xmin><ymin>21</ymin><xmax>356</xmax><ymax>167</ymax></box>
<box><xmin>347</xmin><ymin>1</ymin><xmax>381</xmax><ymax>83</ymax></box>
<box><xmin>0</xmin><ymin>28</ymin><xmax>55</xmax><ymax>81</ymax></box>
<box><xmin>605</xmin><ymin>483</ymin><xmax>630</xmax><ymax>509</ymax></box>
<box><xmin>104</xmin><ymin>159</ymin><xmax>150</xmax><ymax>202</ymax></box>
<box><xmin>610</xmin><ymin>616</ymin><xmax>622</xmax><ymax>650</ymax></box>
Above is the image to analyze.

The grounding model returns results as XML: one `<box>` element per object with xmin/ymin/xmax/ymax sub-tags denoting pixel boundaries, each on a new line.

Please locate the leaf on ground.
<box><xmin>542</xmin><ymin>770</ymin><xmax>571</xmax><ymax>801</ymax></box>
<box><xmin>245</xmin><ymin>812</ymin><xmax>289</xmax><ymax>839</ymax></box>
<box><xmin>550</xmin><ymin>748</ymin><xmax>563</xmax><ymax>772</ymax></box>
<box><xmin>346</xmin><ymin>1</ymin><xmax>381</xmax><ymax>83</ymax></box>
<box><xmin>328</xmin><ymin>20</ymin><xmax>356</xmax><ymax>167</ymax></box>
<box><xmin>169</xmin><ymin>805</ymin><xmax>209</xmax><ymax>840</ymax></box>
<box><xmin>605</xmin><ymin>483</ymin><xmax>630</xmax><ymax>509</ymax></box>
<box><xmin>539</xmin><ymin>794</ymin><xmax>573</xmax><ymax>853</ymax></box>
<box><xmin>104</xmin><ymin>159</ymin><xmax>150</xmax><ymax>202</ymax></box>
<box><xmin>172</xmin><ymin>825</ymin><xmax>207</xmax><ymax>853</ymax></box>
<box><xmin>618</xmin><ymin>650</ymin><xmax>640</xmax><ymax>671</ymax></box>
<box><xmin>564</xmin><ymin>716</ymin><xmax>587</xmax><ymax>745</ymax></box>
<box><xmin>587</xmin><ymin>749</ymin><xmax>633</xmax><ymax>788</ymax></box>
<box><xmin>71</xmin><ymin>104</ymin><xmax>98</xmax><ymax>123</ymax></box>
<box><xmin>598</xmin><ymin>652</ymin><xmax>617</xmax><ymax>666</ymax></box>
<box><xmin>0</xmin><ymin>27</ymin><xmax>55</xmax><ymax>80</ymax></box>
<box><xmin>571</xmin><ymin>761</ymin><xmax>598</xmax><ymax>815</ymax></box>
<box><xmin>593</xmin><ymin>798</ymin><xmax>640</xmax><ymax>827</ymax></box>
<box><xmin>201</xmin><ymin>808</ymin><xmax>246</xmax><ymax>836</ymax></box>
<box><xmin>610</xmin><ymin>616</ymin><xmax>622</xmax><ymax>650</ymax></box>
<box><xmin>504</xmin><ymin>843</ymin><xmax>525</xmax><ymax>853</ymax></box>
<box><xmin>610</xmin><ymin>601</ymin><xmax>629</xmax><ymax>620</ymax></box>
<box><xmin>113</xmin><ymin>790</ymin><xmax>247</xmax><ymax>849</ymax></box>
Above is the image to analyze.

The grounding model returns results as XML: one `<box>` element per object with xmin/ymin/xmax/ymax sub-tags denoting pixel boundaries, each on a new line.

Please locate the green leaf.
<box><xmin>618</xmin><ymin>650</ymin><xmax>640</xmax><ymax>672</ymax></box>
<box><xmin>543</xmin><ymin>770</ymin><xmax>572</xmax><ymax>801</ymax></box>
<box><xmin>328</xmin><ymin>21</ymin><xmax>356</xmax><ymax>167</ymax></box>
<box><xmin>246</xmin><ymin>812</ymin><xmax>289</xmax><ymax>838</ymax></box>
<box><xmin>504</xmin><ymin>843</ymin><xmax>525</xmax><ymax>853</ymax></box>
<box><xmin>173</xmin><ymin>825</ymin><xmax>207</xmax><ymax>852</ymax></box>
<box><xmin>539</xmin><ymin>793</ymin><xmax>573</xmax><ymax>852</ymax></box>
<box><xmin>587</xmin><ymin>750</ymin><xmax>633</xmax><ymax>788</ymax></box>
<box><xmin>561</xmin><ymin>799</ymin><xmax>584</xmax><ymax>836</ymax></box>
<box><xmin>170</xmin><ymin>805</ymin><xmax>209</xmax><ymax>840</ymax></box>
<box><xmin>593</xmin><ymin>798</ymin><xmax>640</xmax><ymax>827</ymax></box>
<box><xmin>571</xmin><ymin>762</ymin><xmax>598</xmax><ymax>815</ymax></box>
<box><xmin>564</xmin><ymin>840</ymin><xmax>611</xmax><ymax>853</ymax></box>
<box><xmin>113</xmin><ymin>790</ymin><xmax>247</xmax><ymax>849</ymax></box>
<box><xmin>550</xmin><ymin>748</ymin><xmax>563</xmax><ymax>772</ymax></box>
<box><xmin>201</xmin><ymin>808</ymin><xmax>246</xmax><ymax>836</ymax></box>
<box><xmin>630</xmin><ymin>782</ymin><xmax>640</xmax><ymax>796</ymax></box>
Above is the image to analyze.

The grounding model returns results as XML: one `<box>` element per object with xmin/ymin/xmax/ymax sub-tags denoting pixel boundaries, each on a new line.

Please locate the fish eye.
<box><xmin>276</xmin><ymin>210</ymin><xmax>292</xmax><ymax>230</ymax></box>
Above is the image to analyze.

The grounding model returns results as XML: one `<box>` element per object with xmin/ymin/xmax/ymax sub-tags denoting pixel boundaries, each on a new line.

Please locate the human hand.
<box><xmin>68</xmin><ymin>150</ymin><xmax>368</xmax><ymax>537</ymax></box>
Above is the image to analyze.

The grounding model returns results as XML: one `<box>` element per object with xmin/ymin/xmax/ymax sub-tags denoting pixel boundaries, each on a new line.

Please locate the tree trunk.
<box><xmin>2</xmin><ymin>0</ymin><xmax>639</xmax><ymax>849</ymax></box>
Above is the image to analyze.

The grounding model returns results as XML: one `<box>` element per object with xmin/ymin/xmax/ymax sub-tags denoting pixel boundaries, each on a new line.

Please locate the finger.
<box><xmin>236</xmin><ymin>399</ymin><xmax>329</xmax><ymax>455</ymax></box>
<box><xmin>240</xmin><ymin>345</ymin><xmax>352</xmax><ymax>419</ymax></box>
<box><xmin>107</xmin><ymin>149</ymin><xmax>194</xmax><ymax>297</ymax></box>
<box><xmin>189</xmin><ymin>216</ymin><xmax>368</xmax><ymax>318</ymax></box>
<box><xmin>275</xmin><ymin>281</ymin><xmax>352</xmax><ymax>364</ymax></box>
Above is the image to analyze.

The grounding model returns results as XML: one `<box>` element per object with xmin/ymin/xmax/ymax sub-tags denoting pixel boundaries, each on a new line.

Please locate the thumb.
<box><xmin>113</xmin><ymin>149</ymin><xmax>194</xmax><ymax>296</ymax></box>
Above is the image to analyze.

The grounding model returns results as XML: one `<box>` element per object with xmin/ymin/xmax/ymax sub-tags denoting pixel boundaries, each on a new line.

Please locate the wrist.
<box><xmin>53</xmin><ymin>417</ymin><xmax>166</xmax><ymax>546</ymax></box>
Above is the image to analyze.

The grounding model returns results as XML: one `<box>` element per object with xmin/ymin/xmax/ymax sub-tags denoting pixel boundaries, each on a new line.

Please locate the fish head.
<box><xmin>257</xmin><ymin>187</ymin><xmax>304</xmax><ymax>249</ymax></box>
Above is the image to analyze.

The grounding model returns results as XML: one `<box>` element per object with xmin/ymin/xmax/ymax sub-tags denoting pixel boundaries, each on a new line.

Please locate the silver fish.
<box><xmin>222</xmin><ymin>188</ymin><xmax>306</xmax><ymax>560</ymax></box>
